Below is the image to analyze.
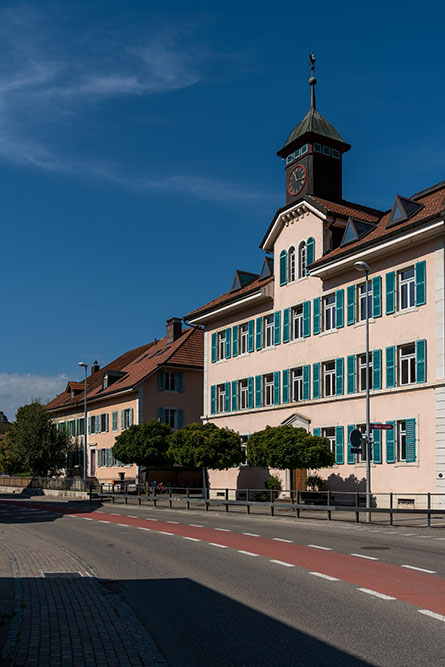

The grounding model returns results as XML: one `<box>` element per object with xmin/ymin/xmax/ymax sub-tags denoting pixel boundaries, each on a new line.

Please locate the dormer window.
<box><xmin>102</xmin><ymin>371</ymin><xmax>125</xmax><ymax>391</ymax></box>
<box><xmin>387</xmin><ymin>196</ymin><xmax>424</xmax><ymax>228</ymax></box>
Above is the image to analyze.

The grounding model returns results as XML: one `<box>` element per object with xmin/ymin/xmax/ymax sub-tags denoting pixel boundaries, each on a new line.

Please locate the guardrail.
<box><xmin>90</xmin><ymin>485</ymin><xmax>445</xmax><ymax>527</ymax></box>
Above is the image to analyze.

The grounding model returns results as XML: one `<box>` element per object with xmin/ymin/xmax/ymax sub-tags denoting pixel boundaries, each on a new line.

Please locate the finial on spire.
<box><xmin>309</xmin><ymin>53</ymin><xmax>316</xmax><ymax>110</ymax></box>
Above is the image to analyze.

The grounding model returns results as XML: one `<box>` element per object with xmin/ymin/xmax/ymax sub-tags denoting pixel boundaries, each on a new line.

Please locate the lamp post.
<box><xmin>354</xmin><ymin>261</ymin><xmax>372</xmax><ymax>519</ymax></box>
<box><xmin>78</xmin><ymin>362</ymin><xmax>88</xmax><ymax>485</ymax></box>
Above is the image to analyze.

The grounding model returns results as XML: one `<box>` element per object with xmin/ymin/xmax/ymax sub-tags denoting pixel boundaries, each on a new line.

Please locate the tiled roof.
<box><xmin>186</xmin><ymin>275</ymin><xmax>274</xmax><ymax>321</ymax></box>
<box><xmin>312</xmin><ymin>197</ymin><xmax>382</xmax><ymax>222</ymax></box>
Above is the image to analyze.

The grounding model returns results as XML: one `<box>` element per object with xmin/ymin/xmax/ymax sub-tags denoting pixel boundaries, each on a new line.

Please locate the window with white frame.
<box><xmin>397</xmin><ymin>420</ymin><xmax>407</xmax><ymax>461</ymax></box>
<box><xmin>398</xmin><ymin>267</ymin><xmax>415</xmax><ymax>310</ymax></box>
<box><xmin>357</xmin><ymin>352</ymin><xmax>373</xmax><ymax>392</ymax></box>
<box><xmin>358</xmin><ymin>282</ymin><xmax>372</xmax><ymax>322</ymax></box>
<box><xmin>291</xmin><ymin>304</ymin><xmax>304</xmax><ymax>340</ymax></box>
<box><xmin>238</xmin><ymin>379</ymin><xmax>249</xmax><ymax>410</ymax></box>
<box><xmin>264</xmin><ymin>315</ymin><xmax>274</xmax><ymax>348</ymax></box>
<box><xmin>239</xmin><ymin>323</ymin><xmax>249</xmax><ymax>354</ymax></box>
<box><xmin>398</xmin><ymin>343</ymin><xmax>416</xmax><ymax>385</ymax></box>
<box><xmin>323</xmin><ymin>360</ymin><xmax>336</xmax><ymax>397</ymax></box>
<box><xmin>321</xmin><ymin>427</ymin><xmax>336</xmax><ymax>454</ymax></box>
<box><xmin>291</xmin><ymin>367</ymin><xmax>303</xmax><ymax>402</ymax></box>
<box><xmin>216</xmin><ymin>384</ymin><xmax>226</xmax><ymax>413</ymax></box>
<box><xmin>217</xmin><ymin>331</ymin><xmax>226</xmax><ymax>361</ymax></box>
<box><xmin>100</xmin><ymin>413</ymin><xmax>108</xmax><ymax>433</ymax></box>
<box><xmin>163</xmin><ymin>371</ymin><xmax>177</xmax><ymax>391</ymax></box>
<box><xmin>323</xmin><ymin>294</ymin><xmax>336</xmax><ymax>331</ymax></box>
<box><xmin>263</xmin><ymin>373</ymin><xmax>274</xmax><ymax>406</ymax></box>
<box><xmin>122</xmin><ymin>408</ymin><xmax>132</xmax><ymax>429</ymax></box>
<box><xmin>164</xmin><ymin>408</ymin><xmax>177</xmax><ymax>429</ymax></box>
<box><xmin>288</xmin><ymin>246</ymin><xmax>296</xmax><ymax>282</ymax></box>
<box><xmin>298</xmin><ymin>241</ymin><xmax>306</xmax><ymax>278</ymax></box>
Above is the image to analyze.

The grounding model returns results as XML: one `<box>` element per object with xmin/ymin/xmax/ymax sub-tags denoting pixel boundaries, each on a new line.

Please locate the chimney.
<box><xmin>91</xmin><ymin>360</ymin><xmax>100</xmax><ymax>374</ymax></box>
<box><xmin>166</xmin><ymin>318</ymin><xmax>182</xmax><ymax>344</ymax></box>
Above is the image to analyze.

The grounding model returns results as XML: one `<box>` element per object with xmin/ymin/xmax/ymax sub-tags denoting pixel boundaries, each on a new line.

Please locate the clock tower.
<box><xmin>277</xmin><ymin>55</ymin><xmax>351</xmax><ymax>205</ymax></box>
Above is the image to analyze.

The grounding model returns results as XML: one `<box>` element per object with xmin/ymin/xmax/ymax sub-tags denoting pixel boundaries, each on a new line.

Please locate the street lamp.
<box><xmin>354</xmin><ymin>261</ymin><xmax>372</xmax><ymax>519</ymax></box>
<box><xmin>78</xmin><ymin>362</ymin><xmax>88</xmax><ymax>486</ymax></box>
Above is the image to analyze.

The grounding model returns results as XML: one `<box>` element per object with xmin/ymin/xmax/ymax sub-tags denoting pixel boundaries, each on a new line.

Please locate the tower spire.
<box><xmin>309</xmin><ymin>53</ymin><xmax>316</xmax><ymax>110</ymax></box>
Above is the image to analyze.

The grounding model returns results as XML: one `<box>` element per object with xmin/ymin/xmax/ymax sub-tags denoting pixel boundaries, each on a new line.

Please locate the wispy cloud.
<box><xmin>0</xmin><ymin>372</ymin><xmax>68</xmax><ymax>421</ymax></box>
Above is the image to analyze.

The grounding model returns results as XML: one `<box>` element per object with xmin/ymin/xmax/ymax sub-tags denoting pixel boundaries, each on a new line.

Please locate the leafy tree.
<box><xmin>13</xmin><ymin>401</ymin><xmax>72</xmax><ymax>476</ymax></box>
<box><xmin>112</xmin><ymin>421</ymin><xmax>172</xmax><ymax>469</ymax></box>
<box><xmin>167</xmin><ymin>423</ymin><xmax>244</xmax><ymax>470</ymax></box>
<box><xmin>247</xmin><ymin>426</ymin><xmax>335</xmax><ymax>471</ymax></box>
<box><xmin>0</xmin><ymin>431</ymin><xmax>24</xmax><ymax>475</ymax></box>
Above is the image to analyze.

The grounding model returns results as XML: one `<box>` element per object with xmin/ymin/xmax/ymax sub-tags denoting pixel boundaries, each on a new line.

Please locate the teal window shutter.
<box><xmin>347</xmin><ymin>355</ymin><xmax>356</xmax><ymax>394</ymax></box>
<box><xmin>372</xmin><ymin>276</ymin><xmax>382</xmax><ymax>318</ymax></box>
<box><xmin>248</xmin><ymin>320</ymin><xmax>254</xmax><ymax>352</ymax></box>
<box><xmin>373</xmin><ymin>429</ymin><xmax>382</xmax><ymax>464</ymax></box>
<box><xmin>303</xmin><ymin>366</ymin><xmax>310</xmax><ymax>400</ymax></box>
<box><xmin>313</xmin><ymin>428</ymin><xmax>321</xmax><ymax>437</ymax></box>
<box><xmin>283</xmin><ymin>308</ymin><xmax>290</xmax><ymax>343</ymax></box>
<box><xmin>105</xmin><ymin>414</ymin><xmax>109</xmax><ymax>432</ymax></box>
<box><xmin>372</xmin><ymin>350</ymin><xmax>382</xmax><ymax>390</ymax></box>
<box><xmin>231</xmin><ymin>381</ymin><xmax>238</xmax><ymax>411</ymax></box>
<box><xmin>416</xmin><ymin>339</ymin><xmax>426</xmax><ymax>383</ymax></box>
<box><xmin>211</xmin><ymin>333</ymin><xmax>217</xmax><ymax>363</ymax></box>
<box><xmin>232</xmin><ymin>326</ymin><xmax>238</xmax><ymax>357</ymax></box>
<box><xmin>248</xmin><ymin>377</ymin><xmax>254</xmax><ymax>409</ymax></box>
<box><xmin>158</xmin><ymin>370</ymin><xmax>165</xmax><ymax>390</ymax></box>
<box><xmin>177</xmin><ymin>372</ymin><xmax>184</xmax><ymax>392</ymax></box>
<box><xmin>336</xmin><ymin>358</ymin><xmax>344</xmax><ymax>396</ymax></box>
<box><xmin>386</xmin><ymin>346</ymin><xmax>396</xmax><ymax>388</ymax></box>
<box><xmin>306</xmin><ymin>237</ymin><xmax>315</xmax><ymax>271</ymax></box>
<box><xmin>336</xmin><ymin>290</ymin><xmax>344</xmax><ymax>328</ymax></box>
<box><xmin>210</xmin><ymin>386</ymin><xmax>216</xmax><ymax>415</ymax></box>
<box><xmin>347</xmin><ymin>285</ymin><xmax>356</xmax><ymax>325</ymax></box>
<box><xmin>335</xmin><ymin>426</ymin><xmax>344</xmax><ymax>465</ymax></box>
<box><xmin>225</xmin><ymin>382</ymin><xmax>230</xmax><ymax>412</ymax></box>
<box><xmin>406</xmin><ymin>418</ymin><xmax>416</xmax><ymax>462</ymax></box>
<box><xmin>312</xmin><ymin>362</ymin><xmax>320</xmax><ymax>399</ymax></box>
<box><xmin>347</xmin><ymin>425</ymin><xmax>355</xmax><ymax>464</ymax></box>
<box><xmin>120</xmin><ymin>411</ymin><xmax>124</xmax><ymax>429</ymax></box>
<box><xmin>112</xmin><ymin>411</ymin><xmax>118</xmax><ymax>431</ymax></box>
<box><xmin>274</xmin><ymin>311</ymin><xmax>281</xmax><ymax>345</ymax></box>
<box><xmin>386</xmin><ymin>272</ymin><xmax>395</xmax><ymax>314</ymax></box>
<box><xmin>129</xmin><ymin>409</ymin><xmax>134</xmax><ymax>426</ymax></box>
<box><xmin>256</xmin><ymin>317</ymin><xmax>263</xmax><ymax>351</ymax></box>
<box><xmin>386</xmin><ymin>421</ymin><xmax>396</xmax><ymax>463</ymax></box>
<box><xmin>279</xmin><ymin>250</ymin><xmax>288</xmax><ymax>286</ymax></box>
<box><xmin>273</xmin><ymin>371</ymin><xmax>280</xmax><ymax>405</ymax></box>
<box><xmin>255</xmin><ymin>375</ymin><xmax>262</xmax><ymax>408</ymax></box>
<box><xmin>303</xmin><ymin>301</ymin><xmax>311</xmax><ymax>337</ymax></box>
<box><xmin>158</xmin><ymin>407</ymin><xmax>165</xmax><ymax>423</ymax></box>
<box><xmin>415</xmin><ymin>261</ymin><xmax>426</xmax><ymax>306</ymax></box>
<box><xmin>282</xmin><ymin>369</ymin><xmax>289</xmax><ymax>404</ymax></box>
<box><xmin>176</xmin><ymin>409</ymin><xmax>184</xmax><ymax>430</ymax></box>
<box><xmin>313</xmin><ymin>297</ymin><xmax>321</xmax><ymax>335</ymax></box>
<box><xmin>225</xmin><ymin>328</ymin><xmax>231</xmax><ymax>359</ymax></box>
<box><xmin>97</xmin><ymin>450</ymin><xmax>101</xmax><ymax>468</ymax></box>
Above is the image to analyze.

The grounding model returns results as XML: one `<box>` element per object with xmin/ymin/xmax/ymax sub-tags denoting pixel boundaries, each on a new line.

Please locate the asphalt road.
<box><xmin>1</xmin><ymin>496</ymin><xmax>445</xmax><ymax>666</ymax></box>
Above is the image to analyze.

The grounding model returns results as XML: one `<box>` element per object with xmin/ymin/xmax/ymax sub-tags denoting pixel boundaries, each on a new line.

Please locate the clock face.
<box><xmin>287</xmin><ymin>164</ymin><xmax>306</xmax><ymax>196</ymax></box>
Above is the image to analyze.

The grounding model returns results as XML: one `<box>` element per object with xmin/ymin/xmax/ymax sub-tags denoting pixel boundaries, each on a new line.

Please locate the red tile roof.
<box><xmin>312</xmin><ymin>196</ymin><xmax>382</xmax><ymax>222</ymax></box>
<box><xmin>186</xmin><ymin>275</ymin><xmax>274</xmax><ymax>321</ymax></box>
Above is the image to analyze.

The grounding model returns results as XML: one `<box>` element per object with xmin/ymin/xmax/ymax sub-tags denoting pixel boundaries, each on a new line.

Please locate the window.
<box><xmin>288</xmin><ymin>246</ymin><xmax>296</xmax><ymax>282</ymax></box>
<box><xmin>164</xmin><ymin>371</ymin><xmax>177</xmax><ymax>391</ymax></box>
<box><xmin>100</xmin><ymin>414</ymin><xmax>108</xmax><ymax>433</ymax></box>
<box><xmin>298</xmin><ymin>241</ymin><xmax>306</xmax><ymax>278</ymax></box>
<box><xmin>239</xmin><ymin>379</ymin><xmax>249</xmax><ymax>410</ymax></box>
<box><xmin>398</xmin><ymin>267</ymin><xmax>415</xmax><ymax>310</ymax></box>
<box><xmin>397</xmin><ymin>420</ymin><xmax>407</xmax><ymax>462</ymax></box>
<box><xmin>358</xmin><ymin>282</ymin><xmax>372</xmax><ymax>322</ymax></box>
<box><xmin>263</xmin><ymin>373</ymin><xmax>274</xmax><ymax>406</ymax></box>
<box><xmin>217</xmin><ymin>331</ymin><xmax>226</xmax><ymax>361</ymax></box>
<box><xmin>78</xmin><ymin>418</ymin><xmax>85</xmax><ymax>436</ymax></box>
<box><xmin>239</xmin><ymin>323</ymin><xmax>249</xmax><ymax>355</ymax></box>
<box><xmin>217</xmin><ymin>384</ymin><xmax>226</xmax><ymax>413</ymax></box>
<box><xmin>291</xmin><ymin>367</ymin><xmax>303</xmax><ymax>402</ymax></box>
<box><xmin>291</xmin><ymin>304</ymin><xmax>304</xmax><ymax>340</ymax></box>
<box><xmin>321</xmin><ymin>427</ymin><xmax>336</xmax><ymax>454</ymax></box>
<box><xmin>122</xmin><ymin>408</ymin><xmax>133</xmax><ymax>429</ymax></box>
<box><xmin>323</xmin><ymin>361</ymin><xmax>336</xmax><ymax>397</ymax></box>
<box><xmin>323</xmin><ymin>294</ymin><xmax>336</xmax><ymax>331</ymax></box>
<box><xmin>164</xmin><ymin>409</ymin><xmax>176</xmax><ymax>429</ymax></box>
<box><xmin>399</xmin><ymin>344</ymin><xmax>416</xmax><ymax>385</ymax></box>
<box><xmin>264</xmin><ymin>315</ymin><xmax>274</xmax><ymax>348</ymax></box>
<box><xmin>357</xmin><ymin>353</ymin><xmax>373</xmax><ymax>392</ymax></box>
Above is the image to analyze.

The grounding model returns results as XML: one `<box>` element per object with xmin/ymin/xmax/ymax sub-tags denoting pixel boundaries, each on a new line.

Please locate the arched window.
<box><xmin>288</xmin><ymin>246</ymin><xmax>296</xmax><ymax>282</ymax></box>
<box><xmin>298</xmin><ymin>241</ymin><xmax>306</xmax><ymax>279</ymax></box>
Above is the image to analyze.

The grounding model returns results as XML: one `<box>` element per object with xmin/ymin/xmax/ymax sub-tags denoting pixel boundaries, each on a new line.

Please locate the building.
<box><xmin>46</xmin><ymin>319</ymin><xmax>203</xmax><ymax>484</ymax></box>
<box><xmin>185</xmin><ymin>61</ymin><xmax>445</xmax><ymax>505</ymax></box>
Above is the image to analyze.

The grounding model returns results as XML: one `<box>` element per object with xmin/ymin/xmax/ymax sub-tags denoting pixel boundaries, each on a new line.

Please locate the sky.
<box><xmin>1</xmin><ymin>0</ymin><xmax>444</xmax><ymax>419</ymax></box>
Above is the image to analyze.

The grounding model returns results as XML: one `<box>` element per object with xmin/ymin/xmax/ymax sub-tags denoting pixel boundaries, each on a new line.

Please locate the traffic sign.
<box><xmin>370</xmin><ymin>423</ymin><xmax>394</xmax><ymax>430</ymax></box>
<box><xmin>350</xmin><ymin>428</ymin><xmax>363</xmax><ymax>454</ymax></box>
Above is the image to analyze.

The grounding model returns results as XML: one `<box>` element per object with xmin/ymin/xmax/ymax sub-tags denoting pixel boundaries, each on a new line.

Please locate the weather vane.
<box><xmin>309</xmin><ymin>53</ymin><xmax>316</xmax><ymax>109</ymax></box>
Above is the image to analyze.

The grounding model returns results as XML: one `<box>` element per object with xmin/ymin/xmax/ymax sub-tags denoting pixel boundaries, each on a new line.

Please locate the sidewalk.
<box><xmin>0</xmin><ymin>519</ymin><xmax>165</xmax><ymax>666</ymax></box>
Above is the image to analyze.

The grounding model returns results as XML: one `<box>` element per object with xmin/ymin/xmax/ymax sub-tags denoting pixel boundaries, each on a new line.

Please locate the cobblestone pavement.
<box><xmin>0</xmin><ymin>512</ymin><xmax>166</xmax><ymax>667</ymax></box>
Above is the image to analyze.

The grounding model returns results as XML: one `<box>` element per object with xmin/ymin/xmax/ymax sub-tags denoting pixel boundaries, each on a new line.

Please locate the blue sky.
<box><xmin>1</xmin><ymin>0</ymin><xmax>444</xmax><ymax>419</ymax></box>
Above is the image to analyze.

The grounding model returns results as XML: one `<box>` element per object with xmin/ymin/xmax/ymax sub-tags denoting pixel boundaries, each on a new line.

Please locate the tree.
<box><xmin>247</xmin><ymin>426</ymin><xmax>335</xmax><ymax>471</ymax></box>
<box><xmin>167</xmin><ymin>423</ymin><xmax>244</xmax><ymax>470</ymax></box>
<box><xmin>112</xmin><ymin>421</ymin><xmax>172</xmax><ymax>469</ymax></box>
<box><xmin>13</xmin><ymin>401</ymin><xmax>72</xmax><ymax>476</ymax></box>
<box><xmin>0</xmin><ymin>432</ymin><xmax>24</xmax><ymax>475</ymax></box>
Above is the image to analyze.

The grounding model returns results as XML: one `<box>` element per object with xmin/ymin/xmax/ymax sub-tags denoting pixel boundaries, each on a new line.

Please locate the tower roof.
<box><xmin>277</xmin><ymin>107</ymin><xmax>350</xmax><ymax>157</ymax></box>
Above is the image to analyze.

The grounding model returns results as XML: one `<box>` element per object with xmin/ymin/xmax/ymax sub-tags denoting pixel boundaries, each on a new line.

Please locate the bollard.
<box><xmin>225</xmin><ymin>488</ymin><xmax>229</xmax><ymax>513</ymax></box>
<box><xmin>327</xmin><ymin>490</ymin><xmax>331</xmax><ymax>521</ymax></box>
<box><xmin>296</xmin><ymin>490</ymin><xmax>300</xmax><ymax>519</ymax></box>
<box><xmin>186</xmin><ymin>487</ymin><xmax>190</xmax><ymax>511</ymax></box>
<box><xmin>169</xmin><ymin>486</ymin><xmax>173</xmax><ymax>510</ymax></box>
<box><xmin>389</xmin><ymin>492</ymin><xmax>393</xmax><ymax>526</ymax></box>
<box><xmin>427</xmin><ymin>492</ymin><xmax>431</xmax><ymax>528</ymax></box>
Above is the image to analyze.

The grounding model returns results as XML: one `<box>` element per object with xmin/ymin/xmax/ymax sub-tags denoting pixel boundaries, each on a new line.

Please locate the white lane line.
<box><xmin>238</xmin><ymin>550</ymin><xmax>259</xmax><ymax>557</ymax></box>
<box><xmin>189</xmin><ymin>524</ymin><xmax>203</xmax><ymax>528</ymax></box>
<box><xmin>98</xmin><ymin>520</ymin><xmax>110</xmax><ymax>524</ymax></box>
<box><xmin>401</xmin><ymin>533</ymin><xmax>415</xmax><ymax>536</ymax></box>
<box><xmin>128</xmin><ymin>516</ymin><xmax>138</xmax><ymax>519</ymax></box>
<box><xmin>351</xmin><ymin>553</ymin><xmax>379</xmax><ymax>560</ymax></box>
<box><xmin>158</xmin><ymin>531</ymin><xmax>174</xmax><ymax>536</ymax></box>
<box><xmin>272</xmin><ymin>538</ymin><xmax>293</xmax><ymax>543</ymax></box>
<box><xmin>310</xmin><ymin>572</ymin><xmax>340</xmax><ymax>582</ymax></box>
<box><xmin>308</xmin><ymin>544</ymin><xmax>332</xmax><ymax>551</ymax></box>
<box><xmin>82</xmin><ymin>517</ymin><xmax>93</xmax><ymax>521</ymax></box>
<box><xmin>401</xmin><ymin>565</ymin><xmax>437</xmax><ymax>574</ymax></box>
<box><xmin>183</xmin><ymin>536</ymin><xmax>201</xmax><ymax>542</ymax></box>
<box><xmin>418</xmin><ymin>610</ymin><xmax>445</xmax><ymax>623</ymax></box>
<box><xmin>117</xmin><ymin>523</ymin><xmax>129</xmax><ymax>527</ymax></box>
<box><xmin>242</xmin><ymin>532</ymin><xmax>260</xmax><ymax>537</ymax></box>
<box><xmin>214</xmin><ymin>528</ymin><xmax>230</xmax><ymax>532</ymax></box>
<box><xmin>137</xmin><ymin>527</ymin><xmax>151</xmax><ymax>531</ymax></box>
<box><xmin>436</xmin><ymin>538</ymin><xmax>445</xmax><ymax>541</ymax></box>
<box><xmin>110</xmin><ymin>513</ymin><xmax>120</xmax><ymax>516</ymax></box>
<box><xmin>166</xmin><ymin>521</ymin><xmax>179</xmax><ymax>524</ymax></box>
<box><xmin>270</xmin><ymin>560</ymin><xmax>295</xmax><ymax>568</ymax></box>
<box><xmin>145</xmin><ymin>518</ymin><xmax>158</xmax><ymax>521</ymax></box>
<box><xmin>209</xmin><ymin>543</ymin><xmax>228</xmax><ymax>548</ymax></box>
<box><xmin>358</xmin><ymin>588</ymin><xmax>396</xmax><ymax>600</ymax></box>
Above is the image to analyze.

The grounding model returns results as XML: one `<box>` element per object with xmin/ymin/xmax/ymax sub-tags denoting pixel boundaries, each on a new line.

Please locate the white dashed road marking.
<box><xmin>183</xmin><ymin>537</ymin><xmax>201</xmax><ymax>542</ymax></box>
<box><xmin>418</xmin><ymin>610</ymin><xmax>445</xmax><ymax>623</ymax></box>
<box><xmin>209</xmin><ymin>543</ymin><xmax>228</xmax><ymax>548</ymax></box>
<box><xmin>308</xmin><ymin>544</ymin><xmax>332</xmax><ymax>551</ymax></box>
<box><xmin>158</xmin><ymin>531</ymin><xmax>174</xmax><ymax>536</ymax></box>
<box><xmin>98</xmin><ymin>520</ymin><xmax>109</xmax><ymax>524</ymax></box>
<box><xmin>238</xmin><ymin>550</ymin><xmax>259</xmax><ymax>557</ymax></box>
<box><xmin>358</xmin><ymin>588</ymin><xmax>396</xmax><ymax>600</ymax></box>
<box><xmin>214</xmin><ymin>528</ymin><xmax>230</xmax><ymax>532</ymax></box>
<box><xmin>166</xmin><ymin>521</ymin><xmax>179</xmax><ymax>524</ymax></box>
<box><xmin>401</xmin><ymin>565</ymin><xmax>437</xmax><ymax>574</ymax></box>
<box><xmin>189</xmin><ymin>524</ymin><xmax>203</xmax><ymax>528</ymax></box>
<box><xmin>137</xmin><ymin>527</ymin><xmax>151</xmax><ymax>531</ymax></box>
<box><xmin>272</xmin><ymin>538</ymin><xmax>293</xmax><ymax>543</ymax></box>
<box><xmin>271</xmin><ymin>560</ymin><xmax>295</xmax><ymax>568</ymax></box>
<box><xmin>310</xmin><ymin>572</ymin><xmax>340</xmax><ymax>582</ymax></box>
<box><xmin>242</xmin><ymin>532</ymin><xmax>260</xmax><ymax>537</ymax></box>
<box><xmin>351</xmin><ymin>553</ymin><xmax>379</xmax><ymax>560</ymax></box>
